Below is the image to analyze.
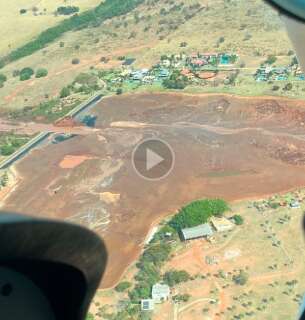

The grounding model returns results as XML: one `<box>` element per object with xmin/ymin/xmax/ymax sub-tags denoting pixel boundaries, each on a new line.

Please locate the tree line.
<box><xmin>1</xmin><ymin>0</ymin><xmax>145</xmax><ymax>66</ymax></box>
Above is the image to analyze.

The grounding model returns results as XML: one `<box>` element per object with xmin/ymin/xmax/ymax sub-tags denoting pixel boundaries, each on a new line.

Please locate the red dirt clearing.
<box><xmin>59</xmin><ymin>155</ymin><xmax>95</xmax><ymax>169</ymax></box>
<box><xmin>3</xmin><ymin>93</ymin><xmax>305</xmax><ymax>288</ymax></box>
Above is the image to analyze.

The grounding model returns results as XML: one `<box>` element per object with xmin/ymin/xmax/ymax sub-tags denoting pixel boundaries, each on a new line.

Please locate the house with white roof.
<box><xmin>152</xmin><ymin>283</ymin><xmax>170</xmax><ymax>303</ymax></box>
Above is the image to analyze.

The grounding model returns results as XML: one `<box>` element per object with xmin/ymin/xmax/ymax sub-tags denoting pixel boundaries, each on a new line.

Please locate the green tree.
<box><xmin>35</xmin><ymin>68</ymin><xmax>48</xmax><ymax>78</ymax></box>
<box><xmin>232</xmin><ymin>215</ymin><xmax>244</xmax><ymax>225</ymax></box>
<box><xmin>1</xmin><ymin>172</ymin><xmax>9</xmax><ymax>187</ymax></box>
<box><xmin>72</xmin><ymin>58</ymin><xmax>80</xmax><ymax>65</ymax></box>
<box><xmin>283</xmin><ymin>83</ymin><xmax>293</xmax><ymax>91</ymax></box>
<box><xmin>0</xmin><ymin>74</ymin><xmax>7</xmax><ymax>82</ymax></box>
<box><xmin>116</xmin><ymin>88</ymin><xmax>123</xmax><ymax>95</ymax></box>
<box><xmin>233</xmin><ymin>270</ymin><xmax>249</xmax><ymax>285</ymax></box>
<box><xmin>56</xmin><ymin>6</ymin><xmax>80</xmax><ymax>15</ymax></box>
<box><xmin>19</xmin><ymin>67</ymin><xmax>34</xmax><ymax>81</ymax></box>
<box><xmin>173</xmin><ymin>294</ymin><xmax>190</xmax><ymax>302</ymax></box>
<box><xmin>265</xmin><ymin>55</ymin><xmax>277</xmax><ymax>65</ymax></box>
<box><xmin>115</xmin><ymin>281</ymin><xmax>132</xmax><ymax>292</ymax></box>
<box><xmin>169</xmin><ymin>199</ymin><xmax>229</xmax><ymax>230</ymax></box>
<box><xmin>163</xmin><ymin>270</ymin><xmax>190</xmax><ymax>287</ymax></box>
<box><xmin>218</xmin><ymin>36</ymin><xmax>225</xmax><ymax>43</ymax></box>
<box><xmin>60</xmin><ymin>87</ymin><xmax>71</xmax><ymax>98</ymax></box>
<box><xmin>163</xmin><ymin>71</ymin><xmax>188</xmax><ymax>90</ymax></box>
<box><xmin>0</xmin><ymin>145</ymin><xmax>15</xmax><ymax>156</ymax></box>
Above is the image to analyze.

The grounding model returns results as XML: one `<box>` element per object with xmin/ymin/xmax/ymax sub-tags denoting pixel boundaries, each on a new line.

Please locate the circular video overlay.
<box><xmin>132</xmin><ymin>138</ymin><xmax>175</xmax><ymax>181</ymax></box>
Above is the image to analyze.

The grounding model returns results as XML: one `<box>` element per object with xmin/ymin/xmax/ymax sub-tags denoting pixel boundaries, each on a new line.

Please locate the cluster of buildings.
<box><xmin>254</xmin><ymin>198</ymin><xmax>301</xmax><ymax>212</ymax></box>
<box><xmin>254</xmin><ymin>64</ymin><xmax>305</xmax><ymax>82</ymax></box>
<box><xmin>140</xmin><ymin>216</ymin><xmax>236</xmax><ymax>312</ymax></box>
<box><xmin>180</xmin><ymin>216</ymin><xmax>235</xmax><ymax>241</ymax></box>
<box><xmin>110</xmin><ymin>52</ymin><xmax>238</xmax><ymax>86</ymax></box>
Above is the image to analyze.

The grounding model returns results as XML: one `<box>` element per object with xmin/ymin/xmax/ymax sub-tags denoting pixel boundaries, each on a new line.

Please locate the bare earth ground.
<box><xmin>3</xmin><ymin>93</ymin><xmax>305</xmax><ymax>288</ymax></box>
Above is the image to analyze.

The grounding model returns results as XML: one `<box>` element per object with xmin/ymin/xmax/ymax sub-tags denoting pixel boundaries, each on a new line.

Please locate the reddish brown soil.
<box><xmin>59</xmin><ymin>155</ymin><xmax>95</xmax><ymax>169</ymax></box>
<box><xmin>54</xmin><ymin>116</ymin><xmax>78</xmax><ymax>127</ymax></box>
<box><xmin>4</xmin><ymin>93</ymin><xmax>305</xmax><ymax>288</ymax></box>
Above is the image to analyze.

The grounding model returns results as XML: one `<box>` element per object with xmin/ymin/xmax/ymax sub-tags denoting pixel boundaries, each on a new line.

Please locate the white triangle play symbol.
<box><xmin>146</xmin><ymin>148</ymin><xmax>164</xmax><ymax>171</ymax></box>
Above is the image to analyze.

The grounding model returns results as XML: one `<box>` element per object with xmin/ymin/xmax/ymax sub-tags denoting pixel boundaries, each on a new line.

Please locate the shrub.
<box><xmin>12</xmin><ymin>70</ymin><xmax>20</xmax><ymax>77</ymax></box>
<box><xmin>56</xmin><ymin>6</ymin><xmax>80</xmax><ymax>15</ymax></box>
<box><xmin>265</xmin><ymin>55</ymin><xmax>277</xmax><ymax>65</ymax></box>
<box><xmin>163</xmin><ymin>270</ymin><xmax>190</xmax><ymax>287</ymax></box>
<box><xmin>142</xmin><ymin>242</ymin><xmax>171</xmax><ymax>267</ymax></box>
<box><xmin>115</xmin><ymin>281</ymin><xmax>132</xmax><ymax>292</ymax></box>
<box><xmin>173</xmin><ymin>294</ymin><xmax>190</xmax><ymax>302</ymax></box>
<box><xmin>284</xmin><ymin>83</ymin><xmax>293</xmax><ymax>91</ymax></box>
<box><xmin>20</xmin><ymin>9</ymin><xmax>27</xmax><ymax>14</ymax></box>
<box><xmin>35</xmin><ymin>68</ymin><xmax>48</xmax><ymax>78</ymax></box>
<box><xmin>19</xmin><ymin>67</ymin><xmax>34</xmax><ymax>81</ymax></box>
<box><xmin>1</xmin><ymin>145</ymin><xmax>15</xmax><ymax>156</ymax></box>
<box><xmin>233</xmin><ymin>270</ymin><xmax>249</xmax><ymax>285</ymax></box>
<box><xmin>72</xmin><ymin>58</ymin><xmax>80</xmax><ymax>65</ymax></box>
<box><xmin>0</xmin><ymin>74</ymin><xmax>7</xmax><ymax>82</ymax></box>
<box><xmin>272</xmin><ymin>85</ymin><xmax>280</xmax><ymax>91</ymax></box>
<box><xmin>60</xmin><ymin>87</ymin><xmax>71</xmax><ymax>98</ymax></box>
<box><xmin>86</xmin><ymin>313</ymin><xmax>94</xmax><ymax>320</ymax></box>
<box><xmin>116</xmin><ymin>88</ymin><xmax>123</xmax><ymax>95</ymax></box>
<box><xmin>232</xmin><ymin>215</ymin><xmax>244</xmax><ymax>225</ymax></box>
<box><xmin>163</xmin><ymin>71</ymin><xmax>188</xmax><ymax>90</ymax></box>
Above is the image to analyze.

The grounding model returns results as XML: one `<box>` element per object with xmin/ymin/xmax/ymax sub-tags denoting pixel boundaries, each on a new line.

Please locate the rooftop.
<box><xmin>181</xmin><ymin>223</ymin><xmax>214</xmax><ymax>240</ymax></box>
<box><xmin>141</xmin><ymin>299</ymin><xmax>154</xmax><ymax>311</ymax></box>
<box><xmin>210</xmin><ymin>217</ymin><xmax>235</xmax><ymax>231</ymax></box>
<box><xmin>152</xmin><ymin>283</ymin><xmax>170</xmax><ymax>296</ymax></box>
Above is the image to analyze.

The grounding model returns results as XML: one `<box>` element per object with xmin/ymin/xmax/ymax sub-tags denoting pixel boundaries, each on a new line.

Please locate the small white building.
<box><xmin>141</xmin><ymin>299</ymin><xmax>154</xmax><ymax>311</ymax></box>
<box><xmin>152</xmin><ymin>283</ymin><xmax>170</xmax><ymax>303</ymax></box>
<box><xmin>290</xmin><ymin>200</ymin><xmax>300</xmax><ymax>209</ymax></box>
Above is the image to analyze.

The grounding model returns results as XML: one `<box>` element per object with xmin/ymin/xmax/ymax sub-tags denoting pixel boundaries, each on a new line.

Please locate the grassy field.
<box><xmin>0</xmin><ymin>0</ymin><xmax>102</xmax><ymax>56</ymax></box>
<box><xmin>0</xmin><ymin>0</ymin><xmax>295</xmax><ymax>112</ymax></box>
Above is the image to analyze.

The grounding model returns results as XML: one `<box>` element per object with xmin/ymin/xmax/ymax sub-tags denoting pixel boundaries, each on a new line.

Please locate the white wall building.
<box><xmin>152</xmin><ymin>283</ymin><xmax>170</xmax><ymax>303</ymax></box>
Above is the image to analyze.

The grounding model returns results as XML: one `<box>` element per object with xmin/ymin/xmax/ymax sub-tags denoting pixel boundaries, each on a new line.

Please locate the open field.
<box><xmin>161</xmin><ymin>199</ymin><xmax>305</xmax><ymax>320</ymax></box>
<box><xmin>97</xmin><ymin>191</ymin><xmax>305</xmax><ymax>320</ymax></box>
<box><xmin>0</xmin><ymin>0</ymin><xmax>102</xmax><ymax>56</ymax></box>
<box><xmin>139</xmin><ymin>193</ymin><xmax>305</xmax><ymax>320</ymax></box>
<box><xmin>3</xmin><ymin>92</ymin><xmax>305</xmax><ymax>289</ymax></box>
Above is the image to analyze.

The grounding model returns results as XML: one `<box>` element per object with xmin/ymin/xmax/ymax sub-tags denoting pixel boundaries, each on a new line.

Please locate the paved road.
<box><xmin>0</xmin><ymin>93</ymin><xmax>103</xmax><ymax>169</ymax></box>
<box><xmin>0</xmin><ymin>120</ymin><xmax>100</xmax><ymax>136</ymax></box>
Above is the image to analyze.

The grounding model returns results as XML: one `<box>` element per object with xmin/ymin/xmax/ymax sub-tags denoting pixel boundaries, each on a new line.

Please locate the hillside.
<box><xmin>0</xmin><ymin>0</ymin><xmax>101</xmax><ymax>56</ymax></box>
<box><xmin>0</xmin><ymin>0</ymin><xmax>294</xmax><ymax>112</ymax></box>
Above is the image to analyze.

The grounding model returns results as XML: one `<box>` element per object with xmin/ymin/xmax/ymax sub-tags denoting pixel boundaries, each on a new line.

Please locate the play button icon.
<box><xmin>146</xmin><ymin>148</ymin><xmax>164</xmax><ymax>171</ymax></box>
<box><xmin>132</xmin><ymin>138</ymin><xmax>175</xmax><ymax>181</ymax></box>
